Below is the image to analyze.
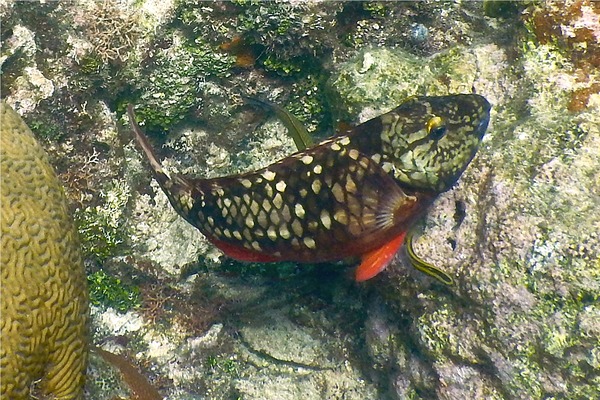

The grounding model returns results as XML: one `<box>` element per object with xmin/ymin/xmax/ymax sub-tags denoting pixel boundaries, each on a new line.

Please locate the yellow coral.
<box><xmin>1</xmin><ymin>102</ymin><xmax>88</xmax><ymax>399</ymax></box>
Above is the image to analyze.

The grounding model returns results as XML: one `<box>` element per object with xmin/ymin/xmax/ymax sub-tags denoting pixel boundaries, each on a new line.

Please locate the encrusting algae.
<box><xmin>1</xmin><ymin>102</ymin><xmax>88</xmax><ymax>399</ymax></box>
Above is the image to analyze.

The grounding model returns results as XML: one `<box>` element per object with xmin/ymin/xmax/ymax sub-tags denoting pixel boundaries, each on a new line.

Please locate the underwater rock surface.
<box><xmin>1</xmin><ymin>1</ymin><xmax>598</xmax><ymax>399</ymax></box>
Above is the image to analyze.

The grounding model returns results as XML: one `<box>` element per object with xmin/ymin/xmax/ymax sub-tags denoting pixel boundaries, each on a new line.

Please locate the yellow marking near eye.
<box><xmin>426</xmin><ymin>116</ymin><xmax>444</xmax><ymax>134</ymax></box>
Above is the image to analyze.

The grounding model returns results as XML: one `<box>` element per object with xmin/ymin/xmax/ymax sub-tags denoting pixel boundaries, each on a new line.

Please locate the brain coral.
<box><xmin>1</xmin><ymin>102</ymin><xmax>88</xmax><ymax>399</ymax></box>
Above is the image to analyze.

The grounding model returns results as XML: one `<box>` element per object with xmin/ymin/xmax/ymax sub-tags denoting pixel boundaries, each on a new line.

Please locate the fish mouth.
<box><xmin>474</xmin><ymin>96</ymin><xmax>492</xmax><ymax>140</ymax></box>
<box><xmin>476</xmin><ymin>115</ymin><xmax>490</xmax><ymax>139</ymax></box>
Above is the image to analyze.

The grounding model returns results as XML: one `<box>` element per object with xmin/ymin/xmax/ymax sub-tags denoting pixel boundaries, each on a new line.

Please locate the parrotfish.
<box><xmin>127</xmin><ymin>94</ymin><xmax>490</xmax><ymax>282</ymax></box>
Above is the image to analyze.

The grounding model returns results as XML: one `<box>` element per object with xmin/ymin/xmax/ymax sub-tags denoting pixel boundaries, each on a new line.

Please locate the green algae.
<box><xmin>75</xmin><ymin>180</ymin><xmax>131</xmax><ymax>263</ymax></box>
<box><xmin>131</xmin><ymin>35</ymin><xmax>235</xmax><ymax>132</ymax></box>
<box><xmin>88</xmin><ymin>270</ymin><xmax>141</xmax><ymax>313</ymax></box>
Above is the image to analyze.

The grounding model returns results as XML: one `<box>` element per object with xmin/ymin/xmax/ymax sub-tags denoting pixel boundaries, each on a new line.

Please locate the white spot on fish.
<box><xmin>276</xmin><ymin>181</ymin><xmax>287</xmax><ymax>192</ymax></box>
<box><xmin>279</xmin><ymin>226</ymin><xmax>291</xmax><ymax>239</ymax></box>
<box><xmin>267</xmin><ymin>227</ymin><xmax>278</xmax><ymax>240</ymax></box>
<box><xmin>311</xmin><ymin>179</ymin><xmax>322</xmax><ymax>194</ymax></box>
<box><xmin>295</xmin><ymin>203</ymin><xmax>305</xmax><ymax>218</ymax></box>
<box><xmin>301</xmin><ymin>155</ymin><xmax>313</xmax><ymax>165</ymax></box>
<box><xmin>320</xmin><ymin>210</ymin><xmax>331</xmax><ymax>229</ymax></box>
<box><xmin>303</xmin><ymin>237</ymin><xmax>316</xmax><ymax>249</ymax></box>
<box><xmin>262</xmin><ymin>170</ymin><xmax>276</xmax><ymax>181</ymax></box>
<box><xmin>291</xmin><ymin>219</ymin><xmax>303</xmax><ymax>236</ymax></box>
<box><xmin>273</xmin><ymin>193</ymin><xmax>283</xmax><ymax>209</ymax></box>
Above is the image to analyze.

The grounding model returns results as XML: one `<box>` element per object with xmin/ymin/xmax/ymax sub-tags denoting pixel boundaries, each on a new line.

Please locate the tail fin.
<box><xmin>127</xmin><ymin>104</ymin><xmax>170</xmax><ymax>186</ymax></box>
<box><xmin>126</xmin><ymin>105</ymin><xmax>197</xmax><ymax>220</ymax></box>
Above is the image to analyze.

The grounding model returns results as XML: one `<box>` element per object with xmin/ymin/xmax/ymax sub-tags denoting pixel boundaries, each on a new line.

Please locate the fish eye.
<box><xmin>426</xmin><ymin>116</ymin><xmax>447</xmax><ymax>140</ymax></box>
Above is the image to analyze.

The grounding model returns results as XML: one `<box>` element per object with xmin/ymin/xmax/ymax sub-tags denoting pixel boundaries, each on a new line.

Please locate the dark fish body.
<box><xmin>128</xmin><ymin>94</ymin><xmax>490</xmax><ymax>280</ymax></box>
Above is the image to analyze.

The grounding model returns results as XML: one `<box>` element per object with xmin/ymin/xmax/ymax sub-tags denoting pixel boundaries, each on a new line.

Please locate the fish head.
<box><xmin>381</xmin><ymin>94</ymin><xmax>491</xmax><ymax>192</ymax></box>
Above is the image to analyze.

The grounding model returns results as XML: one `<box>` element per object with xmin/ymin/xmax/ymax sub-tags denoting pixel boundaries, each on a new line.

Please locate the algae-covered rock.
<box><xmin>0</xmin><ymin>102</ymin><xmax>88</xmax><ymax>399</ymax></box>
<box><xmin>329</xmin><ymin>40</ymin><xmax>600</xmax><ymax>400</ymax></box>
<box><xmin>3</xmin><ymin>1</ymin><xmax>599</xmax><ymax>399</ymax></box>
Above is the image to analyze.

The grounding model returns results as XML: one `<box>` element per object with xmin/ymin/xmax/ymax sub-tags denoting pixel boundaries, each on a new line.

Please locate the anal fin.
<box><xmin>355</xmin><ymin>232</ymin><xmax>407</xmax><ymax>282</ymax></box>
<box><xmin>210</xmin><ymin>237</ymin><xmax>281</xmax><ymax>263</ymax></box>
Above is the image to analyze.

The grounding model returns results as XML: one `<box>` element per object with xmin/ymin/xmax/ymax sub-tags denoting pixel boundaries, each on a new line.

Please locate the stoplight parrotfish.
<box><xmin>127</xmin><ymin>94</ymin><xmax>490</xmax><ymax>282</ymax></box>
<box><xmin>244</xmin><ymin>97</ymin><xmax>467</xmax><ymax>285</ymax></box>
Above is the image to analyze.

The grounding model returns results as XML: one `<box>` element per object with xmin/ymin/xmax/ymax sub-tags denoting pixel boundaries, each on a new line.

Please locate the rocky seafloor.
<box><xmin>1</xmin><ymin>1</ymin><xmax>599</xmax><ymax>399</ymax></box>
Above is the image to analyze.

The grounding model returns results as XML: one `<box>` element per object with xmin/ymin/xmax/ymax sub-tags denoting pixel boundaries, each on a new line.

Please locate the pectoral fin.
<box><xmin>355</xmin><ymin>232</ymin><xmax>407</xmax><ymax>282</ymax></box>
